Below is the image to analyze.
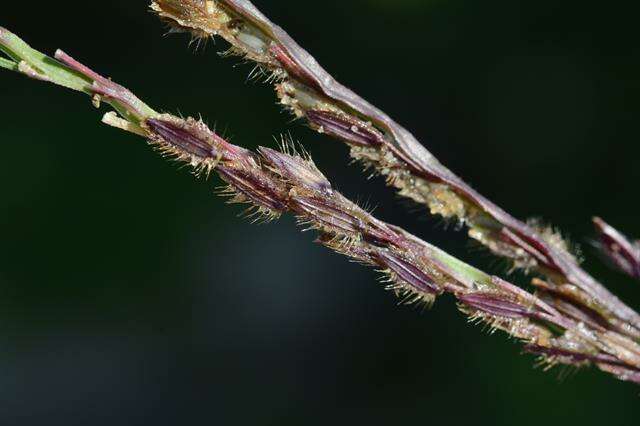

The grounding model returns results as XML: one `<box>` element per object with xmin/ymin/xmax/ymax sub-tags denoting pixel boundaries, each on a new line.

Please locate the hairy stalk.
<box><xmin>593</xmin><ymin>217</ymin><xmax>640</xmax><ymax>281</ymax></box>
<box><xmin>2</xmin><ymin>30</ymin><xmax>640</xmax><ymax>385</ymax></box>
<box><xmin>149</xmin><ymin>0</ymin><xmax>640</xmax><ymax>338</ymax></box>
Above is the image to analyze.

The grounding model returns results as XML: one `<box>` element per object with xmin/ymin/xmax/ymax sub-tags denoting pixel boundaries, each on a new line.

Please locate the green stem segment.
<box><xmin>0</xmin><ymin>27</ymin><xmax>92</xmax><ymax>91</ymax></box>
<box><xmin>0</xmin><ymin>27</ymin><xmax>156</xmax><ymax>127</ymax></box>
<box><xmin>0</xmin><ymin>56</ymin><xmax>17</xmax><ymax>71</ymax></box>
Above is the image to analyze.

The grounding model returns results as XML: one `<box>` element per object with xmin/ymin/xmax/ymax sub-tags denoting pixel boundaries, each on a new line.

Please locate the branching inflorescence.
<box><xmin>149</xmin><ymin>0</ymin><xmax>640</xmax><ymax>342</ymax></box>
<box><xmin>2</xmin><ymin>0</ymin><xmax>640</xmax><ymax>386</ymax></box>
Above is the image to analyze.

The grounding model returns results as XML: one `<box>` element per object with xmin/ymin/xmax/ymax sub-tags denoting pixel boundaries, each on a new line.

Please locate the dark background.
<box><xmin>1</xmin><ymin>0</ymin><xmax>639</xmax><ymax>424</ymax></box>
